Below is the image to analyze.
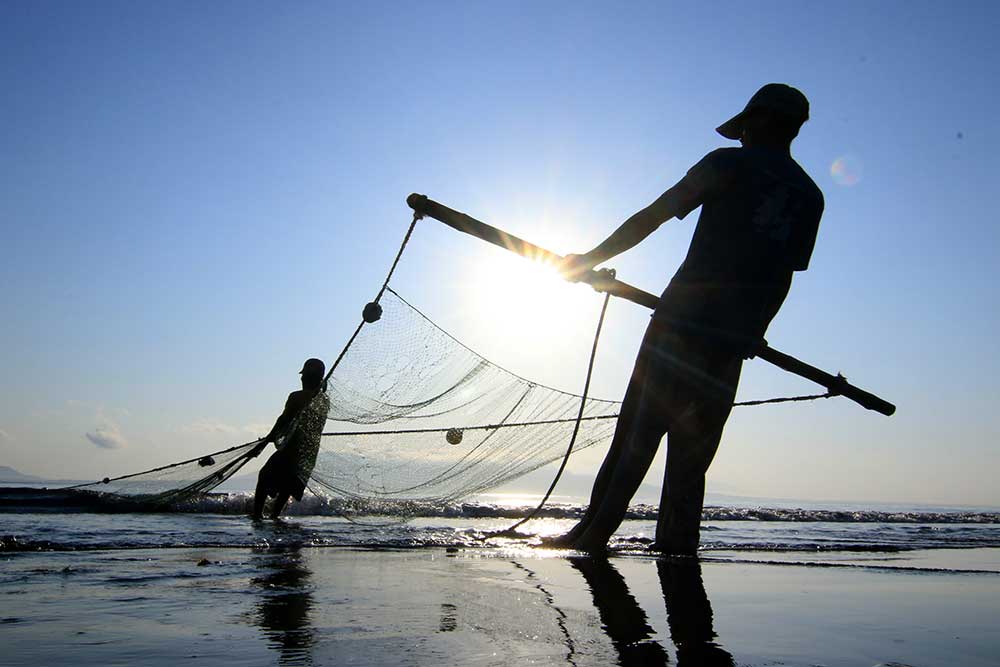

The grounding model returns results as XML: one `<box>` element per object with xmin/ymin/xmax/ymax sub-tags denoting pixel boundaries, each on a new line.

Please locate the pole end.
<box><xmin>407</xmin><ymin>193</ymin><xmax>428</xmax><ymax>213</ymax></box>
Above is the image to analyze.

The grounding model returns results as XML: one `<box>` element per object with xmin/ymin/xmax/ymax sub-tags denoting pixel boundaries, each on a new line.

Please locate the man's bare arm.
<box><xmin>560</xmin><ymin>183</ymin><xmax>693</xmax><ymax>277</ymax></box>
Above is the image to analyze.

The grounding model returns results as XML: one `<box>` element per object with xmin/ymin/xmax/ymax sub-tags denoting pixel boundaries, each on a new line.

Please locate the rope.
<box><xmin>60</xmin><ymin>438</ymin><xmax>263</xmax><ymax>490</ymax></box>
<box><xmin>482</xmin><ymin>287</ymin><xmax>614</xmax><ymax>539</ymax></box>
<box><xmin>374</xmin><ymin>212</ymin><xmax>420</xmax><ymax>304</ymax></box>
<box><xmin>322</xmin><ymin>414</ymin><xmax>619</xmax><ymax>438</ymax></box>
<box><xmin>324</xmin><ymin>212</ymin><xmax>420</xmax><ymax>383</ymax></box>
<box><xmin>320</xmin><ymin>393</ymin><xmax>834</xmax><ymax>443</ymax></box>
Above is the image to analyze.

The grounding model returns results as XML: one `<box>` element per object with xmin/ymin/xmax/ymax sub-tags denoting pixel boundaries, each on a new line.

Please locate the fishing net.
<box><xmin>68</xmin><ymin>286</ymin><xmax>620</xmax><ymax>512</ymax></box>
<box><xmin>311</xmin><ymin>288</ymin><xmax>619</xmax><ymax>507</ymax></box>
<box><xmin>63</xmin><ymin>198</ymin><xmax>891</xmax><ymax>517</ymax></box>
<box><xmin>68</xmin><ymin>440</ymin><xmax>261</xmax><ymax>507</ymax></box>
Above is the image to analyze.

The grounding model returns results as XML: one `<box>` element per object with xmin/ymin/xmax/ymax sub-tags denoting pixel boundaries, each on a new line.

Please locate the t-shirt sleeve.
<box><xmin>790</xmin><ymin>188</ymin><xmax>824</xmax><ymax>271</ymax></box>
<box><xmin>672</xmin><ymin>149</ymin><xmax>734</xmax><ymax>220</ymax></box>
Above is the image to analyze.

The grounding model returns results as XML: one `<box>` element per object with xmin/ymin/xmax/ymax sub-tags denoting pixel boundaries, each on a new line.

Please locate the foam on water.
<box><xmin>3</xmin><ymin>511</ymin><xmax>1000</xmax><ymax>575</ymax></box>
<box><xmin>5</xmin><ymin>487</ymin><xmax>999</xmax><ymax>523</ymax></box>
<box><xmin>4</xmin><ymin>487</ymin><xmax>1000</xmax><ymax>572</ymax></box>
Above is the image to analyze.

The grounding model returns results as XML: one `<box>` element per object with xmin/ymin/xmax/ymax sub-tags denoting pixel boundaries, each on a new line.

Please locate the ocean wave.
<box><xmin>6</xmin><ymin>530</ymin><xmax>1000</xmax><ymax>560</ymax></box>
<box><xmin>3</xmin><ymin>488</ymin><xmax>999</xmax><ymax>524</ymax></box>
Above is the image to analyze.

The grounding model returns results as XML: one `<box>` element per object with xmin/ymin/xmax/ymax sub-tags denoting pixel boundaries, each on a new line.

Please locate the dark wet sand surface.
<box><xmin>3</xmin><ymin>546</ymin><xmax>999</xmax><ymax>666</ymax></box>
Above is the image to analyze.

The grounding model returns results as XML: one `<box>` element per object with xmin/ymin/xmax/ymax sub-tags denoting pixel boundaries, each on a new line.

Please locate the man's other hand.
<box><xmin>558</xmin><ymin>253</ymin><xmax>597</xmax><ymax>282</ymax></box>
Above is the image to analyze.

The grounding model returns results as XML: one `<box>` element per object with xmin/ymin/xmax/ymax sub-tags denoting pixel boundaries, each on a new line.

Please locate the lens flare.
<box><xmin>831</xmin><ymin>155</ymin><xmax>863</xmax><ymax>186</ymax></box>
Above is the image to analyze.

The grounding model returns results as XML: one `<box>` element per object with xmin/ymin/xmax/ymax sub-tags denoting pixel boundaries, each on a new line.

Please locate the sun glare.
<box><xmin>458</xmin><ymin>248</ymin><xmax>604</xmax><ymax>385</ymax></box>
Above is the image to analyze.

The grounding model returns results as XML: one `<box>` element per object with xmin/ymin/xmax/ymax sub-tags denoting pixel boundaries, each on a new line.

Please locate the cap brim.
<box><xmin>716</xmin><ymin>110</ymin><xmax>746</xmax><ymax>140</ymax></box>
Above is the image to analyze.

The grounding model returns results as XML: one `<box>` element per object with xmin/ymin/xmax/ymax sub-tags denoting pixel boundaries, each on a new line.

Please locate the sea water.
<box><xmin>3</xmin><ymin>487</ymin><xmax>999</xmax><ymax>571</ymax></box>
<box><xmin>3</xmin><ymin>487</ymin><xmax>1000</xmax><ymax>666</ymax></box>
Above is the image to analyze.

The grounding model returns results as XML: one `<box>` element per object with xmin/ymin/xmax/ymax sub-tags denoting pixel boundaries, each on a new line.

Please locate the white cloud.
<box><xmin>243</xmin><ymin>423</ymin><xmax>271</xmax><ymax>435</ymax></box>
<box><xmin>0</xmin><ymin>428</ymin><xmax>11</xmax><ymax>443</ymax></box>
<box><xmin>182</xmin><ymin>419</ymin><xmax>242</xmax><ymax>435</ymax></box>
<box><xmin>85</xmin><ymin>424</ymin><xmax>127</xmax><ymax>450</ymax></box>
<box><xmin>181</xmin><ymin>419</ymin><xmax>267</xmax><ymax>437</ymax></box>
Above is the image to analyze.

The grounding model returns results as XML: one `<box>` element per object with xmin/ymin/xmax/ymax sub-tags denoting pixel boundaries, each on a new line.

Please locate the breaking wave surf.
<box><xmin>3</xmin><ymin>487</ymin><xmax>999</xmax><ymax>524</ymax></box>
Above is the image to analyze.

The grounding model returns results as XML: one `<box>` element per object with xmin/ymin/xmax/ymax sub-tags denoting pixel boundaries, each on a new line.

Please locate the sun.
<box><xmin>457</xmin><ymin>247</ymin><xmax>605</xmax><ymax>385</ymax></box>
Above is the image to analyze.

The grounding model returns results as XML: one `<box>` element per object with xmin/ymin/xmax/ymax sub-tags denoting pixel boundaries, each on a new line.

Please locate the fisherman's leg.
<box><xmin>271</xmin><ymin>493</ymin><xmax>291</xmax><ymax>519</ymax></box>
<box><xmin>558</xmin><ymin>382</ymin><xmax>649</xmax><ymax>544</ymax></box>
<box><xmin>653</xmin><ymin>429</ymin><xmax>718</xmax><ymax>555</ymax></box>
<box><xmin>252</xmin><ymin>476</ymin><xmax>267</xmax><ymax>520</ymax></box>
<box><xmin>552</xmin><ymin>321</ymin><xmax>664</xmax><ymax>545</ymax></box>
<box><xmin>571</xmin><ymin>366</ymin><xmax>672</xmax><ymax>550</ymax></box>
<box><xmin>654</xmin><ymin>357</ymin><xmax>741</xmax><ymax>554</ymax></box>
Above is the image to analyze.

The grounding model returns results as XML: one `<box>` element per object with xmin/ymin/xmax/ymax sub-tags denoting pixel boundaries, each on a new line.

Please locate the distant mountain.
<box><xmin>0</xmin><ymin>466</ymin><xmax>45</xmax><ymax>483</ymax></box>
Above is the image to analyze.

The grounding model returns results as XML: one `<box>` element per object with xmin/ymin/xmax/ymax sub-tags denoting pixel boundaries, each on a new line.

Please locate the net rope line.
<box><xmin>323</xmin><ymin>212</ymin><xmax>421</xmax><ymax>385</ymax></box>
<box><xmin>376</xmin><ymin>384</ymin><xmax>539</xmax><ymax>497</ymax></box>
<box><xmin>322</xmin><ymin>414</ymin><xmax>619</xmax><ymax>437</ymax></box>
<box><xmin>61</xmin><ymin>438</ymin><xmax>263</xmax><ymax>490</ymax></box>
<box><xmin>62</xmin><ymin>208</ymin><xmax>836</xmax><ymax>506</ymax></box>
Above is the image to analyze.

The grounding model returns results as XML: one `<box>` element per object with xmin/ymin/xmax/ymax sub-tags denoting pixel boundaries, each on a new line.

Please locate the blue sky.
<box><xmin>2</xmin><ymin>1</ymin><xmax>998</xmax><ymax>506</ymax></box>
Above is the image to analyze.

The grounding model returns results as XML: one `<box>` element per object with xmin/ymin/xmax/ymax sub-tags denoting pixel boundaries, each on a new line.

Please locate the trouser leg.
<box><xmin>561</xmin><ymin>333</ymin><xmax>660</xmax><ymax>543</ymax></box>
<box><xmin>572</xmin><ymin>406</ymin><xmax>668</xmax><ymax>549</ymax></box>
<box><xmin>271</xmin><ymin>493</ymin><xmax>291</xmax><ymax>519</ymax></box>
<box><xmin>653</xmin><ymin>424</ymin><xmax>722</xmax><ymax>553</ymax></box>
<box><xmin>570</xmin><ymin>325</ymin><xmax>683</xmax><ymax>549</ymax></box>
<box><xmin>560</xmin><ymin>319</ymin><xmax>669</xmax><ymax>545</ymax></box>
<box><xmin>253</xmin><ymin>476</ymin><xmax>267</xmax><ymax>519</ymax></box>
<box><xmin>654</xmin><ymin>356</ymin><xmax>741</xmax><ymax>554</ymax></box>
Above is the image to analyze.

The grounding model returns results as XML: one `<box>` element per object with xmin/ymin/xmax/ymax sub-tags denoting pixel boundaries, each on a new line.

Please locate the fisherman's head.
<box><xmin>716</xmin><ymin>83</ymin><xmax>809</xmax><ymax>150</ymax></box>
<box><xmin>299</xmin><ymin>357</ymin><xmax>326</xmax><ymax>389</ymax></box>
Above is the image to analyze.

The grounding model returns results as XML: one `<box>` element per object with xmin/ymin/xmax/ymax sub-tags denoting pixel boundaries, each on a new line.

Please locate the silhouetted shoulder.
<box><xmin>284</xmin><ymin>390</ymin><xmax>311</xmax><ymax>414</ymax></box>
<box><xmin>673</xmin><ymin>148</ymin><xmax>744</xmax><ymax>218</ymax></box>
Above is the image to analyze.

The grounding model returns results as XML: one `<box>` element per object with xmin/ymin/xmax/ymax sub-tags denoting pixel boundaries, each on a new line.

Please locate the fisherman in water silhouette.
<box><xmin>250</xmin><ymin>358</ymin><xmax>330</xmax><ymax>520</ymax></box>
<box><xmin>555</xmin><ymin>84</ymin><xmax>824</xmax><ymax>554</ymax></box>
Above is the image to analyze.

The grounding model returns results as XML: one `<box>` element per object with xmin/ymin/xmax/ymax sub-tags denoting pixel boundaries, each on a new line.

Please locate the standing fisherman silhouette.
<box><xmin>554</xmin><ymin>84</ymin><xmax>824</xmax><ymax>554</ymax></box>
<box><xmin>250</xmin><ymin>358</ymin><xmax>331</xmax><ymax>520</ymax></box>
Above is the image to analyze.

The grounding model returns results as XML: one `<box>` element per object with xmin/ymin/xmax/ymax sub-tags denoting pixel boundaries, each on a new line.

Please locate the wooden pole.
<box><xmin>407</xmin><ymin>193</ymin><xmax>895</xmax><ymax>417</ymax></box>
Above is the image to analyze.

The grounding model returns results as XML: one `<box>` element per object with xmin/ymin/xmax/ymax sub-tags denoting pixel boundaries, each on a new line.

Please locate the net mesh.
<box><xmin>70</xmin><ymin>288</ymin><xmax>620</xmax><ymax>512</ymax></box>
<box><xmin>312</xmin><ymin>288</ymin><xmax>619</xmax><ymax>507</ymax></box>
<box><xmin>70</xmin><ymin>440</ymin><xmax>260</xmax><ymax>506</ymax></box>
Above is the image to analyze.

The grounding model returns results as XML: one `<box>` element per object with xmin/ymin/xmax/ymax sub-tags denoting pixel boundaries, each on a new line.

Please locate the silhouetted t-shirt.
<box><xmin>655</xmin><ymin>146</ymin><xmax>824</xmax><ymax>346</ymax></box>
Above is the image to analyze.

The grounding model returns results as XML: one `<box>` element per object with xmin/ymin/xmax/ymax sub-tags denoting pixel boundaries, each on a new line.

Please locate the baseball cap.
<box><xmin>299</xmin><ymin>358</ymin><xmax>326</xmax><ymax>377</ymax></box>
<box><xmin>716</xmin><ymin>83</ymin><xmax>809</xmax><ymax>140</ymax></box>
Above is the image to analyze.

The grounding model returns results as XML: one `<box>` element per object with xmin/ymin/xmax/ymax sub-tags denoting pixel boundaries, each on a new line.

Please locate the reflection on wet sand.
<box><xmin>573</xmin><ymin>557</ymin><xmax>734</xmax><ymax>666</ymax></box>
<box><xmin>572</xmin><ymin>557</ymin><xmax>670</xmax><ymax>665</ymax></box>
<box><xmin>659</xmin><ymin>559</ymin><xmax>734</xmax><ymax>666</ymax></box>
<box><xmin>244</xmin><ymin>544</ymin><xmax>730</xmax><ymax>665</ymax></box>
<box><xmin>251</xmin><ymin>547</ymin><xmax>316</xmax><ymax>665</ymax></box>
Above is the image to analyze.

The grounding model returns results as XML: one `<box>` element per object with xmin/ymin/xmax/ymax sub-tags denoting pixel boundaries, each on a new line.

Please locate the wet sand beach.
<box><xmin>3</xmin><ymin>544</ymin><xmax>999</xmax><ymax>666</ymax></box>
